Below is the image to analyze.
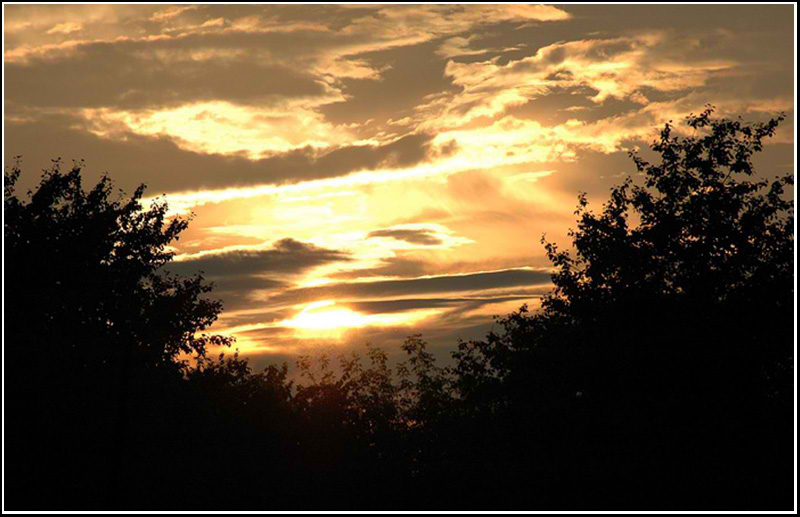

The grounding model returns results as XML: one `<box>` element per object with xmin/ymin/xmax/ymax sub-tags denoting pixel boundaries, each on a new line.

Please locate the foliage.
<box><xmin>292</xmin><ymin>337</ymin><xmax>455</xmax><ymax>463</ymax></box>
<box><xmin>4</xmin><ymin>159</ymin><xmax>232</xmax><ymax>372</ymax></box>
<box><xmin>4</xmin><ymin>159</ymin><xmax>233</xmax><ymax>509</ymax></box>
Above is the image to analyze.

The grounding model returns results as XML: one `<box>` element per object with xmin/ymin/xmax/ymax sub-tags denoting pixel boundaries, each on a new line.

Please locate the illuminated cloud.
<box><xmin>148</xmin><ymin>6</ymin><xmax>198</xmax><ymax>23</ymax></box>
<box><xmin>81</xmin><ymin>102</ymin><xmax>355</xmax><ymax>159</ymax></box>
<box><xmin>4</xmin><ymin>113</ymin><xmax>441</xmax><ymax>196</ymax></box>
<box><xmin>46</xmin><ymin>22</ymin><xmax>83</xmax><ymax>35</ymax></box>
<box><xmin>436</xmin><ymin>36</ymin><xmax>490</xmax><ymax>59</ymax></box>
<box><xmin>416</xmin><ymin>32</ymin><xmax>744</xmax><ymax>134</ymax></box>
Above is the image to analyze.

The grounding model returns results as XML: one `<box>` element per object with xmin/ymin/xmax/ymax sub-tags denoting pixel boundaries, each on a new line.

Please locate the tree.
<box><xmin>4</xmin><ymin>159</ymin><xmax>232</xmax><ymax>508</ymax></box>
<box><xmin>289</xmin><ymin>338</ymin><xmax>457</xmax><ymax>508</ymax></box>
<box><xmin>451</xmin><ymin>107</ymin><xmax>794</xmax><ymax>508</ymax></box>
<box><xmin>4</xmin><ymin>159</ymin><xmax>232</xmax><ymax>369</ymax></box>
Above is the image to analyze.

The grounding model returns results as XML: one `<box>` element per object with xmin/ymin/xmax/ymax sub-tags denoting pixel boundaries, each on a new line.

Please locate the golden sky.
<box><xmin>4</xmin><ymin>4</ymin><xmax>795</xmax><ymax>366</ymax></box>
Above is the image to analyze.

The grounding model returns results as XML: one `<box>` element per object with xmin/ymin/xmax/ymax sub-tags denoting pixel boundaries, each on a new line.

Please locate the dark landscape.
<box><xmin>3</xmin><ymin>4</ymin><xmax>795</xmax><ymax>511</ymax></box>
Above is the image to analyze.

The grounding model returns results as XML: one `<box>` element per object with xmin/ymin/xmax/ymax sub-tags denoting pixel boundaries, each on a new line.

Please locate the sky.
<box><xmin>4</xmin><ymin>4</ymin><xmax>795</xmax><ymax>369</ymax></box>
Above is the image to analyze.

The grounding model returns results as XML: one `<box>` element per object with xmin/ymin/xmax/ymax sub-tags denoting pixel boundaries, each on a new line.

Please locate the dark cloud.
<box><xmin>5</xmin><ymin>5</ymin><xmax>473</xmax><ymax>115</ymax></box>
<box><xmin>217</xmin><ymin>310</ymin><xmax>293</xmax><ymax>329</ymax></box>
<box><xmin>203</xmin><ymin>277</ymin><xmax>289</xmax><ymax>312</ymax></box>
<box><xmin>367</xmin><ymin>228</ymin><xmax>443</xmax><ymax>246</ymax></box>
<box><xmin>582</xmin><ymin>40</ymin><xmax>635</xmax><ymax>61</ymax></box>
<box><xmin>6</xmin><ymin>47</ymin><xmax>328</xmax><ymax>110</ymax></box>
<box><xmin>564</xmin><ymin>4</ymin><xmax>793</xmax><ymax>36</ymax></box>
<box><xmin>318</xmin><ymin>40</ymin><xmax>459</xmax><ymax>126</ymax></box>
<box><xmin>331</xmin><ymin>256</ymin><xmax>430</xmax><ymax>280</ymax></box>
<box><xmin>5</xmin><ymin>22</ymin><xmax>380</xmax><ymax>110</ymax></box>
<box><xmin>349</xmin><ymin>294</ymin><xmax>537</xmax><ymax>315</ymax></box>
<box><xmin>269</xmin><ymin>268</ymin><xmax>552</xmax><ymax>305</ymax></box>
<box><xmin>332</xmin><ymin>254</ymin><xmax>551</xmax><ymax>281</ymax></box>
<box><xmin>168</xmin><ymin>238</ymin><xmax>349</xmax><ymax>278</ymax></box>
<box><xmin>208</xmin><ymin>275</ymin><xmax>287</xmax><ymax>293</ymax></box>
<box><xmin>471</xmin><ymin>5</ymin><xmax>792</xmax><ymax>66</ymax></box>
<box><xmin>165</xmin><ymin>238</ymin><xmax>349</xmax><ymax>310</ymax></box>
<box><xmin>502</xmin><ymin>86</ymin><xmax>647</xmax><ymax>126</ymax></box>
<box><xmin>4</xmin><ymin>115</ymin><xmax>437</xmax><ymax>194</ymax></box>
<box><xmin>310</xmin><ymin>132</ymin><xmax>436</xmax><ymax>171</ymax></box>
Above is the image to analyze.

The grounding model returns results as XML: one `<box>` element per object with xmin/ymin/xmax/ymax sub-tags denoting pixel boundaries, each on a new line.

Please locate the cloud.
<box><xmin>330</xmin><ymin>256</ymin><xmax>431</xmax><ymax>280</ymax></box>
<box><xmin>147</xmin><ymin>6</ymin><xmax>198</xmax><ymax>23</ymax></box>
<box><xmin>435</xmin><ymin>36</ymin><xmax>490</xmax><ymax>59</ymax></box>
<box><xmin>368</xmin><ymin>228</ymin><xmax>443</xmax><ymax>246</ymax></box>
<box><xmin>4</xmin><ymin>114</ymin><xmax>439</xmax><ymax>195</ymax></box>
<box><xmin>268</xmin><ymin>267</ymin><xmax>553</xmax><ymax>306</ymax></box>
<box><xmin>81</xmin><ymin>102</ymin><xmax>354</xmax><ymax>159</ymax></box>
<box><xmin>407</xmin><ymin>26</ymin><xmax>791</xmax><ymax>156</ymax></box>
<box><xmin>415</xmin><ymin>31</ymin><xmax>744</xmax><ymax>132</ymax></box>
<box><xmin>170</xmin><ymin>238</ymin><xmax>350</xmax><ymax>277</ymax></box>
<box><xmin>166</xmin><ymin>238</ymin><xmax>351</xmax><ymax>310</ymax></box>
<box><xmin>435</xmin><ymin>34</ymin><xmax>526</xmax><ymax>60</ymax></box>
<box><xmin>5</xmin><ymin>4</ymin><xmax>571</xmax><ymax>86</ymax></box>
<box><xmin>366</xmin><ymin>223</ymin><xmax>473</xmax><ymax>248</ymax></box>
<box><xmin>199</xmin><ymin>17</ymin><xmax>226</xmax><ymax>29</ymax></box>
<box><xmin>340</xmin><ymin>4</ymin><xmax>570</xmax><ymax>52</ymax></box>
<box><xmin>348</xmin><ymin>294</ymin><xmax>537</xmax><ymax>315</ymax></box>
<box><xmin>5</xmin><ymin>44</ymin><xmax>338</xmax><ymax>111</ymax></box>
<box><xmin>46</xmin><ymin>22</ymin><xmax>83</xmax><ymax>35</ymax></box>
<box><xmin>4</xmin><ymin>5</ymin><xmax>147</xmax><ymax>36</ymax></box>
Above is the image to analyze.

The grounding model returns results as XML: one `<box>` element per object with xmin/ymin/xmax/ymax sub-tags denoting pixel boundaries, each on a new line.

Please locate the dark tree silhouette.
<box><xmin>4</xmin><ymin>160</ymin><xmax>232</xmax><ymax>509</ymax></box>
<box><xmin>450</xmin><ymin>107</ymin><xmax>794</xmax><ymax>509</ymax></box>
<box><xmin>4</xmin><ymin>159</ymin><xmax>232</xmax><ymax>367</ymax></box>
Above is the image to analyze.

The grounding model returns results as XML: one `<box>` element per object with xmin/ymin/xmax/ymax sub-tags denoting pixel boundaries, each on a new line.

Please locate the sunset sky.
<box><xmin>4</xmin><ymin>4</ymin><xmax>795</xmax><ymax>367</ymax></box>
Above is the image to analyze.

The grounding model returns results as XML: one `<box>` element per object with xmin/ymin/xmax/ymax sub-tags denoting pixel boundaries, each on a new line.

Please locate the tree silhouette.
<box><xmin>288</xmin><ymin>338</ymin><xmax>457</xmax><ymax>508</ymax></box>
<box><xmin>4</xmin><ymin>159</ymin><xmax>232</xmax><ymax>368</ymax></box>
<box><xmin>4</xmin><ymin>159</ymin><xmax>232</xmax><ymax>509</ymax></box>
<box><xmin>451</xmin><ymin>107</ymin><xmax>794</xmax><ymax>509</ymax></box>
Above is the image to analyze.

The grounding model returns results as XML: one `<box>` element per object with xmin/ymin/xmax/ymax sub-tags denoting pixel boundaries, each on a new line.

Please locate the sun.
<box><xmin>283</xmin><ymin>300</ymin><xmax>439</xmax><ymax>339</ymax></box>
<box><xmin>286</xmin><ymin>300</ymin><xmax>368</xmax><ymax>332</ymax></box>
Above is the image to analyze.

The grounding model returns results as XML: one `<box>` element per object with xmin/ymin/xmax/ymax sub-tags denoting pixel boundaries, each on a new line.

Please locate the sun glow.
<box><xmin>287</xmin><ymin>300</ymin><xmax>367</xmax><ymax>331</ymax></box>
<box><xmin>283</xmin><ymin>300</ymin><xmax>438</xmax><ymax>338</ymax></box>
